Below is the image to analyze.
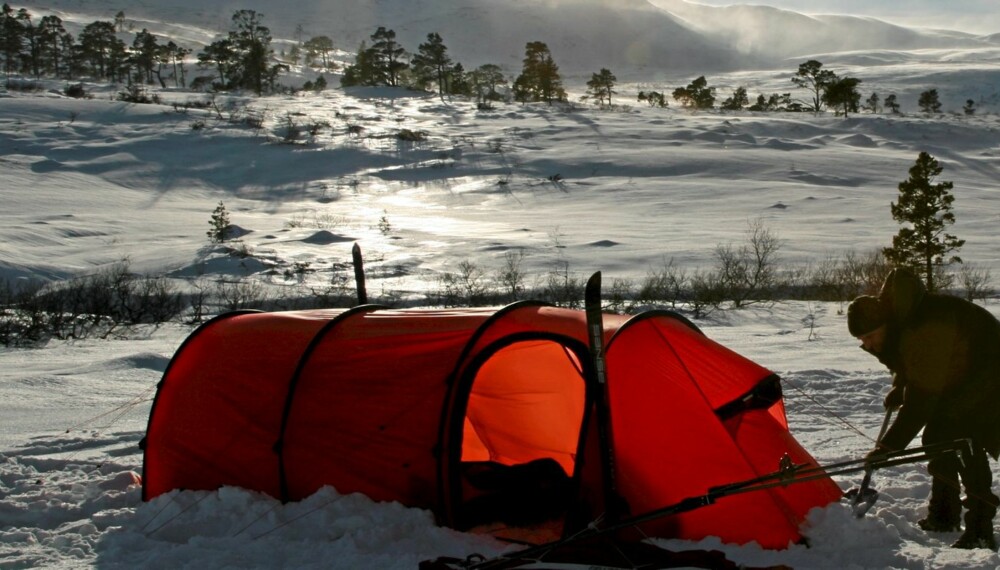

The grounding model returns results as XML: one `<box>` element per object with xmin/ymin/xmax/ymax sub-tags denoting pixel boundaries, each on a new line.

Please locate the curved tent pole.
<box><xmin>607</xmin><ymin>308</ymin><xmax>781</xmax><ymax>419</ymax></box>
<box><xmin>439</xmin><ymin>331</ymin><xmax>594</xmax><ymax>530</ymax></box>
<box><xmin>434</xmin><ymin>300</ymin><xmax>556</xmax><ymax>527</ymax></box>
<box><xmin>273</xmin><ymin>304</ymin><xmax>388</xmax><ymax>502</ymax></box>
<box><xmin>140</xmin><ymin>309</ymin><xmax>263</xmax><ymax>501</ymax></box>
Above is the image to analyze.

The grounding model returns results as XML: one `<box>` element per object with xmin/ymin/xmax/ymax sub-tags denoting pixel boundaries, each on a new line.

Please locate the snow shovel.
<box><xmin>845</xmin><ymin>407</ymin><xmax>894</xmax><ymax>518</ymax></box>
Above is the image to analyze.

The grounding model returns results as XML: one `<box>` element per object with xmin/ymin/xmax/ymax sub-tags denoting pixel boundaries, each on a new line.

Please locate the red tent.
<box><xmin>141</xmin><ymin>302</ymin><xmax>841</xmax><ymax>549</ymax></box>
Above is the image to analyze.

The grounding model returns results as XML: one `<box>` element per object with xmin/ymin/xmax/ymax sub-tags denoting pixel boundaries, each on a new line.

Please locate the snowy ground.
<box><xmin>4</xmin><ymin>1</ymin><xmax>1000</xmax><ymax>568</ymax></box>
<box><xmin>4</xmin><ymin>306</ymin><xmax>1000</xmax><ymax>569</ymax></box>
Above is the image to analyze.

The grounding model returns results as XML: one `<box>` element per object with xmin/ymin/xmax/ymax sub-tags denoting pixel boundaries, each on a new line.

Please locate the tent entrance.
<box><xmin>457</xmin><ymin>338</ymin><xmax>587</xmax><ymax>532</ymax></box>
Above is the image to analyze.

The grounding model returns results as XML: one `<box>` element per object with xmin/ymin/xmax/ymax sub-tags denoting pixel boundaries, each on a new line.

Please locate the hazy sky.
<box><xmin>689</xmin><ymin>1</ymin><xmax>1000</xmax><ymax>34</ymax></box>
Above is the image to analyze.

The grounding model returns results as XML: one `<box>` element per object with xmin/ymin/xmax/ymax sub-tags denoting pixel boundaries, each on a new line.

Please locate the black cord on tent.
<box><xmin>23</xmin><ymin>382</ymin><xmax>157</xmax><ymax>483</ymax></box>
<box><xmin>781</xmin><ymin>375</ymin><xmax>993</xmax><ymax>524</ymax></box>
<box><xmin>242</xmin><ymin>494</ymin><xmax>348</xmax><ymax>540</ymax></box>
<box><xmin>780</xmin><ymin>375</ymin><xmax>875</xmax><ymax>443</ymax></box>
<box><xmin>63</xmin><ymin>384</ymin><xmax>157</xmax><ymax>434</ymax></box>
<box><xmin>139</xmin><ymin>491</ymin><xmax>215</xmax><ymax>537</ymax></box>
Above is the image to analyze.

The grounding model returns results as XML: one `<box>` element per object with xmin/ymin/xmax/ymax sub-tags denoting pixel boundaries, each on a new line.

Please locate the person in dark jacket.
<box><xmin>847</xmin><ymin>267</ymin><xmax>1000</xmax><ymax>550</ymax></box>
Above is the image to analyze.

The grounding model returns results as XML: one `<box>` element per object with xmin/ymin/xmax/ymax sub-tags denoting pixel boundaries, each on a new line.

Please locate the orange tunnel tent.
<box><xmin>141</xmin><ymin>302</ymin><xmax>842</xmax><ymax>549</ymax></box>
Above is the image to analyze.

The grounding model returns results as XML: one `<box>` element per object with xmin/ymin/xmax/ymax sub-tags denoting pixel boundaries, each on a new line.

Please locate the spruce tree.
<box><xmin>883</xmin><ymin>152</ymin><xmax>964</xmax><ymax>291</ymax></box>
<box><xmin>207</xmin><ymin>201</ymin><xmax>232</xmax><ymax>244</ymax></box>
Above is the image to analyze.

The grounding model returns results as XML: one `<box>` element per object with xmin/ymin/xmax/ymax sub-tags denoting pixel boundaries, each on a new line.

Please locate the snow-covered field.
<box><xmin>3</xmin><ymin>0</ymin><xmax>1000</xmax><ymax>568</ymax></box>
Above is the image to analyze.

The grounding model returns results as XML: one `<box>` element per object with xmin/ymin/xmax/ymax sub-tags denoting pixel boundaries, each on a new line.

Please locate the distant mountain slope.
<box><xmin>650</xmin><ymin>0</ymin><xmax>996</xmax><ymax>61</ymax></box>
<box><xmin>13</xmin><ymin>0</ymin><xmax>998</xmax><ymax>76</ymax></box>
<box><xmin>14</xmin><ymin>0</ymin><xmax>741</xmax><ymax>76</ymax></box>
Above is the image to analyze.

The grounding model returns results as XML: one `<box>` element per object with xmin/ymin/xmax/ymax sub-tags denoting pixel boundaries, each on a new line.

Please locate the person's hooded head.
<box><xmin>848</xmin><ymin>295</ymin><xmax>889</xmax><ymax>354</ymax></box>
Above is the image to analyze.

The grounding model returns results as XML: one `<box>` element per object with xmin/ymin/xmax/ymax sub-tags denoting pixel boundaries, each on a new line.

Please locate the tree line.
<box><xmin>639</xmin><ymin>61</ymin><xmax>973</xmax><ymax>116</ymax></box>
<box><xmin>3</xmin><ymin>5</ymin><xmax>981</xmax><ymax>115</ymax></box>
<box><xmin>1</xmin><ymin>6</ymin><xmax>290</xmax><ymax>95</ymax></box>
<box><xmin>1</xmin><ymin>4</ymin><xmax>191</xmax><ymax>88</ymax></box>
<box><xmin>339</xmin><ymin>27</ymin><xmax>567</xmax><ymax>106</ymax></box>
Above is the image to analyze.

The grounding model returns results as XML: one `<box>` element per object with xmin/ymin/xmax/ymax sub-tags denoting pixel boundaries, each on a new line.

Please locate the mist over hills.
<box><xmin>14</xmin><ymin>0</ymin><xmax>1000</xmax><ymax>79</ymax></box>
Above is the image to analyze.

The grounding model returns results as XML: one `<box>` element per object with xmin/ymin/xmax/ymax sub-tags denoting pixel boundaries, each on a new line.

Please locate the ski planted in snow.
<box><xmin>352</xmin><ymin>242</ymin><xmax>367</xmax><ymax>305</ymax></box>
<box><xmin>585</xmin><ymin>271</ymin><xmax>625</xmax><ymax>523</ymax></box>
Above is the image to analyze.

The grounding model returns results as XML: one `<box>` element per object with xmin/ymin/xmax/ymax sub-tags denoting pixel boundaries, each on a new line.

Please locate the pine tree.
<box><xmin>514</xmin><ymin>41</ymin><xmax>565</xmax><ymax>104</ymax></box>
<box><xmin>411</xmin><ymin>32</ymin><xmax>453</xmax><ymax>97</ymax></box>
<box><xmin>369</xmin><ymin>27</ymin><xmax>407</xmax><ymax>87</ymax></box>
<box><xmin>865</xmin><ymin>92</ymin><xmax>880</xmax><ymax>114</ymax></box>
<box><xmin>883</xmin><ymin>152</ymin><xmax>964</xmax><ymax>291</ymax></box>
<box><xmin>822</xmin><ymin>76</ymin><xmax>862</xmax><ymax>117</ymax></box>
<box><xmin>585</xmin><ymin>68</ymin><xmax>616</xmax><ymax>107</ymax></box>
<box><xmin>303</xmin><ymin>35</ymin><xmax>334</xmax><ymax>69</ymax></box>
<box><xmin>791</xmin><ymin>59</ymin><xmax>837</xmax><ymax>112</ymax></box>
<box><xmin>207</xmin><ymin>201</ymin><xmax>232</xmax><ymax>243</ymax></box>
<box><xmin>884</xmin><ymin>93</ymin><xmax>900</xmax><ymax>114</ymax></box>
<box><xmin>672</xmin><ymin>76</ymin><xmax>715</xmax><ymax>109</ymax></box>
<box><xmin>918</xmin><ymin>89</ymin><xmax>941</xmax><ymax>114</ymax></box>
<box><xmin>720</xmin><ymin>86</ymin><xmax>748</xmax><ymax>111</ymax></box>
<box><xmin>469</xmin><ymin>63</ymin><xmax>506</xmax><ymax>105</ymax></box>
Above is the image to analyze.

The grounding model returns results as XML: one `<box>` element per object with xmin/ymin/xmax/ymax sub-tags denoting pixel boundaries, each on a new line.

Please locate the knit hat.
<box><xmin>847</xmin><ymin>295</ymin><xmax>888</xmax><ymax>336</ymax></box>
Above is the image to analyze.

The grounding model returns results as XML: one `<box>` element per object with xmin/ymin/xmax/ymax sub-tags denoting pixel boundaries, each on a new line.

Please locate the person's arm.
<box><xmin>875</xmin><ymin>388</ymin><xmax>934</xmax><ymax>453</ymax></box>
<box><xmin>884</xmin><ymin>372</ymin><xmax>906</xmax><ymax>410</ymax></box>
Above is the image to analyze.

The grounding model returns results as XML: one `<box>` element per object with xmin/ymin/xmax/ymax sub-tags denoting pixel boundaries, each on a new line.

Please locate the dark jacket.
<box><xmin>874</xmin><ymin>268</ymin><xmax>1000</xmax><ymax>458</ymax></box>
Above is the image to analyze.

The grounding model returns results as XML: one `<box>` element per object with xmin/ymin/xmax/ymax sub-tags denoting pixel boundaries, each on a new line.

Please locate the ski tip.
<box><xmin>586</xmin><ymin>271</ymin><xmax>602</xmax><ymax>290</ymax></box>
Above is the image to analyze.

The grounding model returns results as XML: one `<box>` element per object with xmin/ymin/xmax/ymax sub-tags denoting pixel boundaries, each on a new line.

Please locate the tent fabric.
<box><xmin>141</xmin><ymin>303</ymin><xmax>842</xmax><ymax>549</ymax></box>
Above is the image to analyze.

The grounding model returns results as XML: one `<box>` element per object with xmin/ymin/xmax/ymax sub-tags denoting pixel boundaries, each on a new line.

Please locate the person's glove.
<box><xmin>864</xmin><ymin>444</ymin><xmax>891</xmax><ymax>467</ymax></box>
<box><xmin>883</xmin><ymin>385</ymin><xmax>904</xmax><ymax>411</ymax></box>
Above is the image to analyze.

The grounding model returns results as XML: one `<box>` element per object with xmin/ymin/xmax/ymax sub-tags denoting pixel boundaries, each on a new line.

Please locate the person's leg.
<box><xmin>953</xmin><ymin>446</ymin><xmax>998</xmax><ymax>550</ymax></box>
<box><xmin>920</xmin><ymin>424</ymin><xmax>963</xmax><ymax>531</ymax></box>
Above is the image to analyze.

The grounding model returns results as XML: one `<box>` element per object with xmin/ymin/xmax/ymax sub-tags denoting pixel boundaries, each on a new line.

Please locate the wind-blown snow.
<box><xmin>3</xmin><ymin>0</ymin><xmax>1000</xmax><ymax>568</ymax></box>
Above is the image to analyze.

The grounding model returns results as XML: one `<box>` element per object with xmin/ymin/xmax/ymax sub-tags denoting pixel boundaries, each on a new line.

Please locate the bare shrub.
<box><xmin>540</xmin><ymin>262</ymin><xmax>583</xmax><ymax>308</ymax></box>
<box><xmin>280</xmin><ymin>113</ymin><xmax>301</xmax><ymax>143</ymax></box>
<box><xmin>63</xmin><ymin>83</ymin><xmax>91</xmax><ymax>99</ymax></box>
<box><xmin>437</xmin><ymin>260</ymin><xmax>493</xmax><ymax>307</ymax></box>
<box><xmin>310</xmin><ymin>270</ymin><xmax>356</xmax><ymax>308</ymax></box>
<box><xmin>835</xmin><ymin>249</ymin><xmax>890</xmax><ymax>298</ymax></box>
<box><xmin>606</xmin><ymin>277</ymin><xmax>637</xmax><ymax>313</ymax></box>
<box><xmin>714</xmin><ymin>218</ymin><xmax>781</xmax><ymax>307</ymax></box>
<box><xmin>0</xmin><ymin>278</ymin><xmax>47</xmax><ymax>346</ymax></box>
<box><xmin>4</xmin><ymin>260</ymin><xmax>184</xmax><ymax>342</ymax></box>
<box><xmin>116</xmin><ymin>84</ymin><xmax>160</xmax><ymax>104</ymax></box>
<box><xmin>636</xmin><ymin>258</ymin><xmax>688</xmax><ymax>308</ymax></box>
<box><xmin>214</xmin><ymin>277</ymin><xmax>269</xmax><ymax>311</ymax></box>
<box><xmin>688</xmin><ymin>268</ymin><xmax>726</xmax><ymax>318</ymax></box>
<box><xmin>957</xmin><ymin>264</ymin><xmax>994</xmax><ymax>302</ymax></box>
<box><xmin>495</xmin><ymin>250</ymin><xmax>527</xmax><ymax>303</ymax></box>
<box><xmin>186</xmin><ymin>278</ymin><xmax>212</xmax><ymax>324</ymax></box>
<box><xmin>397</xmin><ymin>128</ymin><xmax>427</xmax><ymax>142</ymax></box>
